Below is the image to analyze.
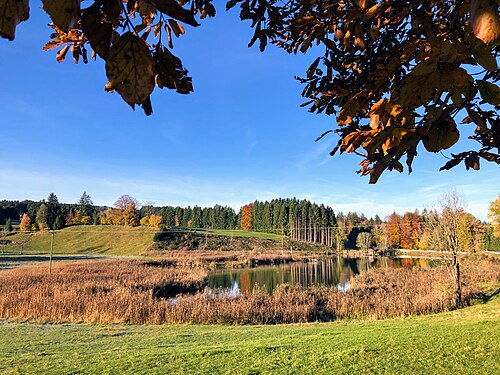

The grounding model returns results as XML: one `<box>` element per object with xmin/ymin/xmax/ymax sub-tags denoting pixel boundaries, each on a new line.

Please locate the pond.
<box><xmin>207</xmin><ymin>256</ymin><xmax>442</xmax><ymax>294</ymax></box>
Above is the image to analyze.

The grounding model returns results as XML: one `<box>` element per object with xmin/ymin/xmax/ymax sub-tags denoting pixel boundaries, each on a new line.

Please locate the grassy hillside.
<box><xmin>1</xmin><ymin>227</ymin><xmax>288</xmax><ymax>256</ymax></box>
<box><xmin>1</xmin><ymin>226</ymin><xmax>156</xmax><ymax>256</ymax></box>
<box><xmin>0</xmin><ymin>295</ymin><xmax>498</xmax><ymax>374</ymax></box>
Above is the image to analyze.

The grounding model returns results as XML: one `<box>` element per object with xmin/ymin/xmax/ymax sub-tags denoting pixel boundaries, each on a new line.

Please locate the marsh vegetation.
<box><xmin>0</xmin><ymin>254</ymin><xmax>498</xmax><ymax>325</ymax></box>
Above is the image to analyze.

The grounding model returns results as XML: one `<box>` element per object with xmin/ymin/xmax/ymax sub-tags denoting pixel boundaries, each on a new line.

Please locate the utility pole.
<box><xmin>49</xmin><ymin>230</ymin><xmax>54</xmax><ymax>274</ymax></box>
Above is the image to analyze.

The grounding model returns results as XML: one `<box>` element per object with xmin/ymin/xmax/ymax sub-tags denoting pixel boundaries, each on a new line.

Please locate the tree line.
<box><xmin>1</xmin><ymin>192</ymin><xmax>499</xmax><ymax>251</ymax></box>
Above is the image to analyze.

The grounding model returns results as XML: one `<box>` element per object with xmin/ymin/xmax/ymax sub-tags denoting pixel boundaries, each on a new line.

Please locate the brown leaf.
<box><xmin>479</xmin><ymin>151</ymin><xmax>500</xmax><ymax>164</ymax></box>
<box><xmin>168</xmin><ymin>18</ymin><xmax>185</xmax><ymax>37</ymax></box>
<box><xmin>82</xmin><ymin>3</ymin><xmax>113</xmax><ymax>59</ymax></box>
<box><xmin>422</xmin><ymin>117</ymin><xmax>460</xmax><ymax>153</ymax></box>
<box><xmin>439</xmin><ymin>158</ymin><xmax>462</xmax><ymax>171</ymax></box>
<box><xmin>105</xmin><ymin>32</ymin><xmax>156</xmax><ymax>110</ymax></box>
<box><xmin>153</xmin><ymin>45</ymin><xmax>193</xmax><ymax>94</ymax></box>
<box><xmin>56</xmin><ymin>45</ymin><xmax>70</xmax><ymax>62</ymax></box>
<box><xmin>337</xmin><ymin>100</ymin><xmax>362</xmax><ymax>125</ymax></box>
<box><xmin>464</xmin><ymin>153</ymin><xmax>480</xmax><ymax>170</ymax></box>
<box><xmin>466</xmin><ymin>108</ymin><xmax>488</xmax><ymax>131</ymax></box>
<box><xmin>147</xmin><ymin>0</ymin><xmax>198</xmax><ymax>27</ymax></box>
<box><xmin>0</xmin><ymin>0</ymin><xmax>29</xmax><ymax>41</ymax></box>
<box><xmin>477</xmin><ymin>80</ymin><xmax>500</xmax><ymax>105</ymax></box>
<box><xmin>42</xmin><ymin>0</ymin><xmax>80</xmax><ymax>33</ymax></box>
<box><xmin>472</xmin><ymin>42</ymin><xmax>498</xmax><ymax>71</ymax></box>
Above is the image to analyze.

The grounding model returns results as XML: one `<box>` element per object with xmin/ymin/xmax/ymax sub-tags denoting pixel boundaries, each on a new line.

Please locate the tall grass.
<box><xmin>0</xmin><ymin>256</ymin><xmax>498</xmax><ymax>325</ymax></box>
<box><xmin>0</xmin><ymin>260</ymin><xmax>207</xmax><ymax>324</ymax></box>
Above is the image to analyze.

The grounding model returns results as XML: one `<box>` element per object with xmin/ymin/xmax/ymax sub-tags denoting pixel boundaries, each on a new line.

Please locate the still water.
<box><xmin>207</xmin><ymin>257</ymin><xmax>441</xmax><ymax>294</ymax></box>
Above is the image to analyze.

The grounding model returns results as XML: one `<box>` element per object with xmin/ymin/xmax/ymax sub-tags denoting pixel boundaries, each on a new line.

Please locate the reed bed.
<box><xmin>0</xmin><ymin>256</ymin><xmax>498</xmax><ymax>325</ymax></box>
<box><xmin>144</xmin><ymin>249</ymin><xmax>299</xmax><ymax>268</ymax></box>
<box><xmin>0</xmin><ymin>259</ymin><xmax>207</xmax><ymax>324</ymax></box>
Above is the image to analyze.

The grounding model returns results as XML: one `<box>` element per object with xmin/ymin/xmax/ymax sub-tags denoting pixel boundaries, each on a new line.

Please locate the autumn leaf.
<box><xmin>81</xmin><ymin>3</ymin><xmax>113</xmax><ymax>59</ymax></box>
<box><xmin>472</xmin><ymin>42</ymin><xmax>498</xmax><ymax>72</ymax></box>
<box><xmin>337</xmin><ymin>100</ymin><xmax>363</xmax><ymax>125</ymax></box>
<box><xmin>147</xmin><ymin>0</ymin><xmax>199</xmax><ymax>27</ymax></box>
<box><xmin>439</xmin><ymin>158</ymin><xmax>462</xmax><ymax>171</ymax></box>
<box><xmin>470</xmin><ymin>0</ymin><xmax>500</xmax><ymax>44</ymax></box>
<box><xmin>153</xmin><ymin>45</ymin><xmax>193</xmax><ymax>94</ymax></box>
<box><xmin>465</xmin><ymin>153</ymin><xmax>480</xmax><ymax>170</ymax></box>
<box><xmin>477</xmin><ymin>80</ymin><xmax>500</xmax><ymax>105</ymax></box>
<box><xmin>0</xmin><ymin>0</ymin><xmax>29</xmax><ymax>41</ymax></box>
<box><xmin>168</xmin><ymin>18</ymin><xmax>185</xmax><ymax>37</ymax></box>
<box><xmin>56</xmin><ymin>45</ymin><xmax>70</xmax><ymax>62</ymax></box>
<box><xmin>42</xmin><ymin>0</ymin><xmax>80</xmax><ymax>33</ymax></box>
<box><xmin>422</xmin><ymin>117</ymin><xmax>460</xmax><ymax>152</ymax></box>
<box><xmin>105</xmin><ymin>32</ymin><xmax>156</xmax><ymax>113</ymax></box>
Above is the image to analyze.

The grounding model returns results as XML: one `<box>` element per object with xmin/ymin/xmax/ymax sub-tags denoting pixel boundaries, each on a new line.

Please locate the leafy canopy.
<box><xmin>1</xmin><ymin>0</ymin><xmax>499</xmax><ymax>182</ymax></box>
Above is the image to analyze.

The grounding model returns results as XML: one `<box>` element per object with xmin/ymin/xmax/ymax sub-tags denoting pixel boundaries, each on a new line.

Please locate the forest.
<box><xmin>1</xmin><ymin>192</ymin><xmax>499</xmax><ymax>252</ymax></box>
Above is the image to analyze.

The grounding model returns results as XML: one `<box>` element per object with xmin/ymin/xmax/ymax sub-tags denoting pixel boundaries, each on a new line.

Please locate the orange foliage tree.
<box><xmin>400</xmin><ymin>211</ymin><xmax>422</xmax><ymax>250</ymax></box>
<box><xmin>384</xmin><ymin>212</ymin><xmax>402</xmax><ymax>249</ymax></box>
<box><xmin>241</xmin><ymin>204</ymin><xmax>253</xmax><ymax>231</ymax></box>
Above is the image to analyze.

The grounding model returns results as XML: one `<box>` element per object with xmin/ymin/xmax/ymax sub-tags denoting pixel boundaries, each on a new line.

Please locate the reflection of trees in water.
<box><xmin>207</xmin><ymin>257</ymin><xmax>435</xmax><ymax>293</ymax></box>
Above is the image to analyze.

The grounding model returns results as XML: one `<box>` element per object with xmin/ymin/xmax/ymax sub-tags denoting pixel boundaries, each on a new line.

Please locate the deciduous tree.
<box><xmin>356</xmin><ymin>231</ymin><xmax>373</xmax><ymax>252</ymax></box>
<box><xmin>425</xmin><ymin>191</ymin><xmax>468</xmax><ymax>306</ymax></box>
<box><xmin>19</xmin><ymin>213</ymin><xmax>31</xmax><ymax>232</ymax></box>
<box><xmin>241</xmin><ymin>203</ymin><xmax>253</xmax><ymax>231</ymax></box>
<box><xmin>488</xmin><ymin>194</ymin><xmax>500</xmax><ymax>236</ymax></box>
<box><xmin>35</xmin><ymin>203</ymin><xmax>49</xmax><ymax>231</ymax></box>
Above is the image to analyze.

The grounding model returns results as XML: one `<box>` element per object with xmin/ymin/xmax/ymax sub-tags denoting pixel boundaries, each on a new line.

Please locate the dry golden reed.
<box><xmin>0</xmin><ymin>255</ymin><xmax>498</xmax><ymax>325</ymax></box>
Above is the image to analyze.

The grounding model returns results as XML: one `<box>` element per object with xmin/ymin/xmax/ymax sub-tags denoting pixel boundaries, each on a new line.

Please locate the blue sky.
<box><xmin>0</xmin><ymin>6</ymin><xmax>498</xmax><ymax>220</ymax></box>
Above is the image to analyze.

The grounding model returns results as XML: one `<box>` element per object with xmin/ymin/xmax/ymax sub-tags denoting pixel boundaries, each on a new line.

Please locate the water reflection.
<box><xmin>207</xmin><ymin>256</ymin><xmax>441</xmax><ymax>294</ymax></box>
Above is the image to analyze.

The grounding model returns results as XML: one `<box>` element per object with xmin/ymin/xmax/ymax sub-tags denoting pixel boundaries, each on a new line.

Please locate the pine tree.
<box><xmin>5</xmin><ymin>218</ymin><xmax>12</xmax><ymax>232</ymax></box>
<box><xmin>78</xmin><ymin>192</ymin><xmax>94</xmax><ymax>217</ymax></box>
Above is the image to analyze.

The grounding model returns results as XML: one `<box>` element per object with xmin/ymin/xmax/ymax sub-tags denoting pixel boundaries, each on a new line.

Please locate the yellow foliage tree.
<box><xmin>149</xmin><ymin>215</ymin><xmax>163</xmax><ymax>228</ymax></box>
<box><xmin>19</xmin><ymin>214</ymin><xmax>31</xmax><ymax>232</ymax></box>
<box><xmin>123</xmin><ymin>203</ymin><xmax>139</xmax><ymax>227</ymax></box>
<box><xmin>140</xmin><ymin>215</ymin><xmax>163</xmax><ymax>228</ymax></box>
<box><xmin>140</xmin><ymin>216</ymin><xmax>150</xmax><ymax>226</ymax></box>
<box><xmin>488</xmin><ymin>194</ymin><xmax>500</xmax><ymax>237</ymax></box>
<box><xmin>80</xmin><ymin>216</ymin><xmax>91</xmax><ymax>225</ymax></box>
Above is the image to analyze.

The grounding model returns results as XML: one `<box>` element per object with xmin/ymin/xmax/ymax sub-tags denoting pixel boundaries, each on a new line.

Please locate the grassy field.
<box><xmin>186</xmin><ymin>227</ymin><xmax>284</xmax><ymax>240</ymax></box>
<box><xmin>0</xmin><ymin>295</ymin><xmax>498</xmax><ymax>374</ymax></box>
<box><xmin>0</xmin><ymin>226</ymin><xmax>284</xmax><ymax>256</ymax></box>
<box><xmin>1</xmin><ymin>226</ymin><xmax>156</xmax><ymax>256</ymax></box>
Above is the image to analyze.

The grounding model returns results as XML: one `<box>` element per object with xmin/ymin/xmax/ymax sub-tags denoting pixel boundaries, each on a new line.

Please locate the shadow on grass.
<box><xmin>483</xmin><ymin>288</ymin><xmax>500</xmax><ymax>303</ymax></box>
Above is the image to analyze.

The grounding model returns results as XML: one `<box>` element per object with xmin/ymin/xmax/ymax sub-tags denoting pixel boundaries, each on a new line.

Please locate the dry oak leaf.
<box><xmin>105</xmin><ymin>32</ymin><xmax>156</xmax><ymax>110</ymax></box>
<box><xmin>42</xmin><ymin>0</ymin><xmax>80</xmax><ymax>33</ymax></box>
<box><xmin>0</xmin><ymin>0</ymin><xmax>29</xmax><ymax>41</ymax></box>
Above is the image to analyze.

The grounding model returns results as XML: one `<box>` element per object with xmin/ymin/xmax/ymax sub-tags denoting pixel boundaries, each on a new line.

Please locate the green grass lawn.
<box><xmin>1</xmin><ymin>296</ymin><xmax>498</xmax><ymax>374</ymax></box>
<box><xmin>0</xmin><ymin>226</ymin><xmax>284</xmax><ymax>257</ymax></box>
<box><xmin>187</xmin><ymin>228</ymin><xmax>284</xmax><ymax>240</ymax></box>
<box><xmin>1</xmin><ymin>226</ymin><xmax>156</xmax><ymax>256</ymax></box>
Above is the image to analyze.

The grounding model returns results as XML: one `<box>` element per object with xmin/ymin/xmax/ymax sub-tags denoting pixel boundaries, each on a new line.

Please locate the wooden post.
<box><xmin>281</xmin><ymin>229</ymin><xmax>284</xmax><ymax>257</ymax></box>
<box><xmin>49</xmin><ymin>231</ymin><xmax>54</xmax><ymax>274</ymax></box>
